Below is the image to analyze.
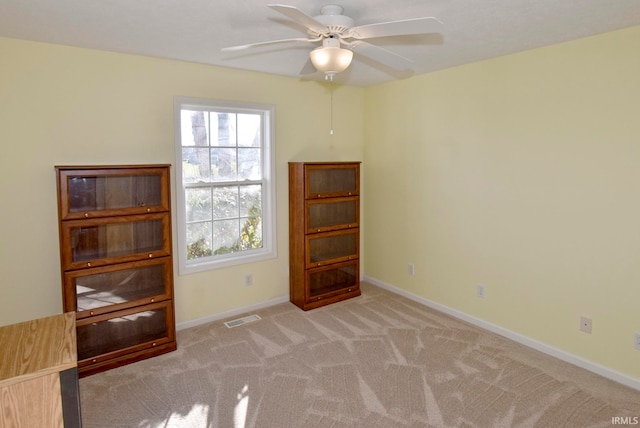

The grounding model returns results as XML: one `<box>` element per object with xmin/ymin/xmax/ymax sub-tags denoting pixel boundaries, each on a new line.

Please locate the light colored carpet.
<box><xmin>80</xmin><ymin>282</ymin><xmax>640</xmax><ymax>427</ymax></box>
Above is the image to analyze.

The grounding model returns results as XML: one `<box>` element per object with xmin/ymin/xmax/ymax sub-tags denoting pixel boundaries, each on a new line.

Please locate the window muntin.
<box><xmin>175</xmin><ymin>98</ymin><xmax>276</xmax><ymax>274</ymax></box>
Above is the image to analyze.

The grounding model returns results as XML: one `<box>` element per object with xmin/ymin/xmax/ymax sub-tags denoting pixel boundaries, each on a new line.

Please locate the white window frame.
<box><xmin>174</xmin><ymin>97</ymin><xmax>277</xmax><ymax>275</ymax></box>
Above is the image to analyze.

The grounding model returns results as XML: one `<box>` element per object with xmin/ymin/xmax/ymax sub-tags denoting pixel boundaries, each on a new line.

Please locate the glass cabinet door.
<box><xmin>307</xmin><ymin>261</ymin><xmax>358</xmax><ymax>299</ymax></box>
<box><xmin>64</xmin><ymin>258</ymin><xmax>173</xmax><ymax>318</ymax></box>
<box><xmin>76</xmin><ymin>302</ymin><xmax>173</xmax><ymax>364</ymax></box>
<box><xmin>60</xmin><ymin>213</ymin><xmax>171</xmax><ymax>270</ymax></box>
<box><xmin>305</xmin><ymin>163</ymin><xmax>359</xmax><ymax>198</ymax></box>
<box><xmin>306</xmin><ymin>196</ymin><xmax>358</xmax><ymax>233</ymax></box>
<box><xmin>57</xmin><ymin>166</ymin><xmax>170</xmax><ymax>220</ymax></box>
<box><xmin>306</xmin><ymin>229</ymin><xmax>358</xmax><ymax>268</ymax></box>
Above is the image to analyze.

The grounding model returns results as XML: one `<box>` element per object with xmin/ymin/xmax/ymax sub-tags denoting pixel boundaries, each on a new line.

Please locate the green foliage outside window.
<box><xmin>187</xmin><ymin>238</ymin><xmax>212</xmax><ymax>259</ymax></box>
<box><xmin>187</xmin><ymin>203</ymin><xmax>262</xmax><ymax>260</ymax></box>
<box><xmin>213</xmin><ymin>205</ymin><xmax>262</xmax><ymax>255</ymax></box>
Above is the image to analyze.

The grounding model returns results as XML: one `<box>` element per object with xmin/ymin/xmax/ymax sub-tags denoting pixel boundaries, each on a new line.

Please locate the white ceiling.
<box><xmin>1</xmin><ymin>0</ymin><xmax>639</xmax><ymax>87</ymax></box>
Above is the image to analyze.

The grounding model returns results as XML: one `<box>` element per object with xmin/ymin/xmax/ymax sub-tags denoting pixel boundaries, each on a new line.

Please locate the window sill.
<box><xmin>178</xmin><ymin>248</ymin><xmax>277</xmax><ymax>275</ymax></box>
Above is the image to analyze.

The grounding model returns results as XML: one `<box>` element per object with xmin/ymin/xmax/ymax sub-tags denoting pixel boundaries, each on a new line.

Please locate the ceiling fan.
<box><xmin>222</xmin><ymin>4</ymin><xmax>443</xmax><ymax>81</ymax></box>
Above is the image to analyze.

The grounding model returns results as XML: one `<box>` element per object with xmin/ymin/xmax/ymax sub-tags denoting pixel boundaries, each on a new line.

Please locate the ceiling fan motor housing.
<box><xmin>311</xmin><ymin>4</ymin><xmax>355</xmax><ymax>36</ymax></box>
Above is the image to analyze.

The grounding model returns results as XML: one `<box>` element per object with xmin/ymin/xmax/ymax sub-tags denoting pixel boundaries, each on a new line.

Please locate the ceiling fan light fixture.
<box><xmin>310</xmin><ymin>45</ymin><xmax>353</xmax><ymax>78</ymax></box>
<box><xmin>309</xmin><ymin>36</ymin><xmax>353</xmax><ymax>79</ymax></box>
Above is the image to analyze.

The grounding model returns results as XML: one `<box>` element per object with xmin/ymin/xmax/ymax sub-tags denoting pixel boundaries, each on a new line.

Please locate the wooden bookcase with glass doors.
<box><xmin>55</xmin><ymin>164</ymin><xmax>176</xmax><ymax>377</ymax></box>
<box><xmin>289</xmin><ymin>162</ymin><xmax>361</xmax><ymax>310</ymax></box>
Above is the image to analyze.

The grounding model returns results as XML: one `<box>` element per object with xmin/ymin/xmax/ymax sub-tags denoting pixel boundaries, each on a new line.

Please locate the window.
<box><xmin>174</xmin><ymin>97</ymin><xmax>276</xmax><ymax>274</ymax></box>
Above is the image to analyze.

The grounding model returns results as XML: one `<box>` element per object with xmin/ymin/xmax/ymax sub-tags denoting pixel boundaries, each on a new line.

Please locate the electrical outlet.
<box><xmin>634</xmin><ymin>332</ymin><xmax>640</xmax><ymax>350</ymax></box>
<box><xmin>244</xmin><ymin>274</ymin><xmax>253</xmax><ymax>286</ymax></box>
<box><xmin>408</xmin><ymin>264</ymin><xmax>415</xmax><ymax>276</ymax></box>
<box><xmin>476</xmin><ymin>283</ymin><xmax>486</xmax><ymax>298</ymax></box>
<box><xmin>579</xmin><ymin>317</ymin><xmax>592</xmax><ymax>334</ymax></box>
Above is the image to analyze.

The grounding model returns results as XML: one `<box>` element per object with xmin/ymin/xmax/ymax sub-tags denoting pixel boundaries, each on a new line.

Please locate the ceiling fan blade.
<box><xmin>268</xmin><ymin>4</ymin><xmax>328</xmax><ymax>35</ymax></box>
<box><xmin>221</xmin><ymin>37</ymin><xmax>316</xmax><ymax>52</ymax></box>
<box><xmin>346</xmin><ymin>17</ymin><xmax>443</xmax><ymax>40</ymax></box>
<box><xmin>349</xmin><ymin>40</ymin><xmax>413</xmax><ymax>70</ymax></box>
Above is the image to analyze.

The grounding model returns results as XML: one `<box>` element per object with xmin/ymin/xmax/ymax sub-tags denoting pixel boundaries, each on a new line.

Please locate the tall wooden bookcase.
<box><xmin>289</xmin><ymin>162</ymin><xmax>361</xmax><ymax>310</ymax></box>
<box><xmin>55</xmin><ymin>164</ymin><xmax>176</xmax><ymax>377</ymax></box>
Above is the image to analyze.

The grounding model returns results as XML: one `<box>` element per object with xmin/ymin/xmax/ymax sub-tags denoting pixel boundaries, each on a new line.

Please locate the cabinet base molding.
<box><xmin>293</xmin><ymin>285</ymin><xmax>361</xmax><ymax>311</ymax></box>
<box><xmin>78</xmin><ymin>342</ymin><xmax>177</xmax><ymax>378</ymax></box>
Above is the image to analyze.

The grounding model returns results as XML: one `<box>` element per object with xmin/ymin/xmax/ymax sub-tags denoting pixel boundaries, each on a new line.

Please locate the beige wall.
<box><xmin>0</xmin><ymin>37</ymin><xmax>364</xmax><ymax>326</ymax></box>
<box><xmin>363</xmin><ymin>25</ymin><xmax>640</xmax><ymax>379</ymax></box>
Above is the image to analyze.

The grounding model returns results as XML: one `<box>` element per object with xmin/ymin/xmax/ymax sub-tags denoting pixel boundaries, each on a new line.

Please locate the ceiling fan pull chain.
<box><xmin>330</xmin><ymin>82</ymin><xmax>334</xmax><ymax>135</ymax></box>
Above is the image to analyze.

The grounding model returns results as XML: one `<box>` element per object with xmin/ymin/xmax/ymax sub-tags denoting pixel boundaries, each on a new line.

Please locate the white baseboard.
<box><xmin>176</xmin><ymin>295</ymin><xmax>289</xmax><ymax>331</ymax></box>
<box><xmin>363</xmin><ymin>275</ymin><xmax>640</xmax><ymax>392</ymax></box>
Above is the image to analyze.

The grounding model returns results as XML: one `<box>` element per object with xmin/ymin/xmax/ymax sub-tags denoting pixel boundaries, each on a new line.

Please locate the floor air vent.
<box><xmin>224</xmin><ymin>314</ymin><xmax>261</xmax><ymax>328</ymax></box>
